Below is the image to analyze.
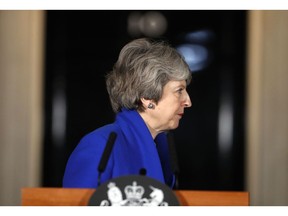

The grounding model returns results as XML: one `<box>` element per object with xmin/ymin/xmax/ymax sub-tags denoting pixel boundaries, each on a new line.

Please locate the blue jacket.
<box><xmin>63</xmin><ymin>109</ymin><xmax>175</xmax><ymax>188</ymax></box>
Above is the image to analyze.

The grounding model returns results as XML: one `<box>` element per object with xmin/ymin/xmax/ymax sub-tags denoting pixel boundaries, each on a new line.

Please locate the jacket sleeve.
<box><xmin>62</xmin><ymin>132</ymin><xmax>114</xmax><ymax>188</ymax></box>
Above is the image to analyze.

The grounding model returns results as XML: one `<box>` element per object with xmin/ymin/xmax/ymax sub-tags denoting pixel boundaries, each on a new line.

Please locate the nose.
<box><xmin>183</xmin><ymin>91</ymin><xmax>192</xmax><ymax>108</ymax></box>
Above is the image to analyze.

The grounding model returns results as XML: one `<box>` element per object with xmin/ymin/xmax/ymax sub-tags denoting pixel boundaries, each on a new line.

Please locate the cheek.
<box><xmin>155</xmin><ymin>98</ymin><xmax>181</xmax><ymax>119</ymax></box>
<box><xmin>169</xmin><ymin>101</ymin><xmax>182</xmax><ymax>113</ymax></box>
<box><xmin>161</xmin><ymin>104</ymin><xmax>180</xmax><ymax>117</ymax></box>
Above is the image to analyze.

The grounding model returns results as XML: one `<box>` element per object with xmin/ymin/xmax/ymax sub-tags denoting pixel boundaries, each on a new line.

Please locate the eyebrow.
<box><xmin>176</xmin><ymin>83</ymin><xmax>186</xmax><ymax>88</ymax></box>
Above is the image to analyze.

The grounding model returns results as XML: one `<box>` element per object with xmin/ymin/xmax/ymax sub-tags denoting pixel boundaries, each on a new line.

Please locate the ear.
<box><xmin>140</xmin><ymin>98</ymin><xmax>150</xmax><ymax>107</ymax></box>
<box><xmin>140</xmin><ymin>98</ymin><xmax>154</xmax><ymax>109</ymax></box>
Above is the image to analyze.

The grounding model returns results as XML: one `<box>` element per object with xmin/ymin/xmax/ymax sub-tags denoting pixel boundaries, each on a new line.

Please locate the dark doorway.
<box><xmin>43</xmin><ymin>10</ymin><xmax>246</xmax><ymax>191</ymax></box>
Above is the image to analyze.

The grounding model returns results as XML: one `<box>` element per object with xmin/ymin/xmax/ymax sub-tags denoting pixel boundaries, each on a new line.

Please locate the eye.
<box><xmin>176</xmin><ymin>88</ymin><xmax>184</xmax><ymax>94</ymax></box>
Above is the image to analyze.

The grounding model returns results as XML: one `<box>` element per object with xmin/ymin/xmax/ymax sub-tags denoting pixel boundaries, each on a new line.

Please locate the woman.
<box><xmin>63</xmin><ymin>38</ymin><xmax>192</xmax><ymax>189</ymax></box>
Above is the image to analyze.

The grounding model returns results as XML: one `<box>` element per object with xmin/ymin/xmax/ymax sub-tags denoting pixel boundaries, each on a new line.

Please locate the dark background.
<box><xmin>43</xmin><ymin>10</ymin><xmax>246</xmax><ymax>191</ymax></box>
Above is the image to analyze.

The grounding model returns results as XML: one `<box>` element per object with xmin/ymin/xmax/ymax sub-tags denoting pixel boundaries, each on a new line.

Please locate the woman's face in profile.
<box><xmin>150</xmin><ymin>80</ymin><xmax>192</xmax><ymax>132</ymax></box>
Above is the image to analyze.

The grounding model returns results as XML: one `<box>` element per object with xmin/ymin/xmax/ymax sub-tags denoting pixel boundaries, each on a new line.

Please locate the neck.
<box><xmin>138</xmin><ymin>111</ymin><xmax>159</xmax><ymax>139</ymax></box>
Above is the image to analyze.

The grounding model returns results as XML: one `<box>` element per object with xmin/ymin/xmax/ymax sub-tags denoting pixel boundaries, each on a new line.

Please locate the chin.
<box><xmin>169</xmin><ymin>123</ymin><xmax>179</xmax><ymax>130</ymax></box>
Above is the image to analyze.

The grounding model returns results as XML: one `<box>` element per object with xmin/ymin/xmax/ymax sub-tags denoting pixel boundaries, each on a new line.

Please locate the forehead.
<box><xmin>164</xmin><ymin>80</ymin><xmax>187</xmax><ymax>89</ymax></box>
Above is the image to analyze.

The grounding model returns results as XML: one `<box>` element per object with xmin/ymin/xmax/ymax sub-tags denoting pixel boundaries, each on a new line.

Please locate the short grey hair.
<box><xmin>106</xmin><ymin>38</ymin><xmax>192</xmax><ymax>113</ymax></box>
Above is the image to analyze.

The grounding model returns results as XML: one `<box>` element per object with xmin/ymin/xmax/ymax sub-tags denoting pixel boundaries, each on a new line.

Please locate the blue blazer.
<box><xmin>63</xmin><ymin>109</ymin><xmax>175</xmax><ymax>188</ymax></box>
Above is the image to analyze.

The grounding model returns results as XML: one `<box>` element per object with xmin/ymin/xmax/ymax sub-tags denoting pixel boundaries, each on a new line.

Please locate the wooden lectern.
<box><xmin>21</xmin><ymin>188</ymin><xmax>249</xmax><ymax>206</ymax></box>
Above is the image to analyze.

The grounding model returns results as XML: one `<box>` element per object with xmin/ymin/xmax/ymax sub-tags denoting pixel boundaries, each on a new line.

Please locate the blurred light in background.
<box><xmin>128</xmin><ymin>11</ymin><xmax>167</xmax><ymax>37</ymax></box>
<box><xmin>218</xmin><ymin>95</ymin><xmax>234</xmax><ymax>156</ymax></box>
<box><xmin>185</xmin><ymin>29</ymin><xmax>215</xmax><ymax>44</ymax></box>
<box><xmin>52</xmin><ymin>76</ymin><xmax>66</xmax><ymax>148</ymax></box>
<box><xmin>177</xmin><ymin>44</ymin><xmax>209</xmax><ymax>72</ymax></box>
<box><xmin>176</xmin><ymin>29</ymin><xmax>214</xmax><ymax>73</ymax></box>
